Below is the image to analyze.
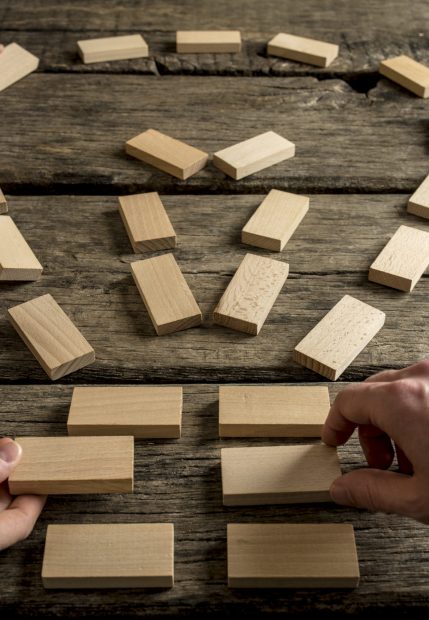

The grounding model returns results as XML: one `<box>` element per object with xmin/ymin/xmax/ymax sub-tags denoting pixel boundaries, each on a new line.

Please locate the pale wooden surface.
<box><xmin>0</xmin><ymin>216</ymin><xmax>43</xmax><ymax>281</ymax></box>
<box><xmin>380</xmin><ymin>55</ymin><xmax>429</xmax><ymax>98</ymax></box>
<box><xmin>77</xmin><ymin>35</ymin><xmax>149</xmax><ymax>64</ymax></box>
<box><xmin>0</xmin><ymin>42</ymin><xmax>39</xmax><ymax>93</ymax></box>
<box><xmin>118</xmin><ymin>192</ymin><xmax>176</xmax><ymax>252</ymax></box>
<box><xmin>267</xmin><ymin>33</ymin><xmax>339</xmax><ymax>68</ymax></box>
<box><xmin>0</xmin><ymin>187</ymin><xmax>7</xmax><ymax>213</ymax></box>
<box><xmin>176</xmin><ymin>31</ymin><xmax>241</xmax><ymax>54</ymax></box>
<box><xmin>409</xmin><ymin>173</ymin><xmax>429</xmax><ymax>219</ymax></box>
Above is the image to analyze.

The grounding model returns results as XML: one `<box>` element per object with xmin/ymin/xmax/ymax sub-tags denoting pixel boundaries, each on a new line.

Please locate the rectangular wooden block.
<box><xmin>213</xmin><ymin>253</ymin><xmax>289</xmax><ymax>335</ymax></box>
<box><xmin>0</xmin><ymin>216</ymin><xmax>43</xmax><ymax>281</ymax></box>
<box><xmin>118</xmin><ymin>192</ymin><xmax>176</xmax><ymax>253</ymax></box>
<box><xmin>7</xmin><ymin>293</ymin><xmax>95</xmax><ymax>380</ymax></box>
<box><xmin>42</xmin><ymin>523</ymin><xmax>173</xmax><ymax>589</ymax></box>
<box><xmin>294</xmin><ymin>295</ymin><xmax>385</xmax><ymax>381</ymax></box>
<box><xmin>0</xmin><ymin>42</ymin><xmax>39</xmax><ymax>93</ymax></box>
<box><xmin>242</xmin><ymin>190</ymin><xmax>309</xmax><ymax>251</ymax></box>
<box><xmin>131</xmin><ymin>253</ymin><xmax>202</xmax><ymax>335</ymax></box>
<box><xmin>77</xmin><ymin>34</ymin><xmax>149</xmax><ymax>64</ymax></box>
<box><xmin>369</xmin><ymin>225</ymin><xmax>429</xmax><ymax>292</ymax></box>
<box><xmin>125</xmin><ymin>129</ymin><xmax>209</xmax><ymax>180</ymax></box>
<box><xmin>380</xmin><ymin>55</ymin><xmax>429</xmax><ymax>98</ymax></box>
<box><xmin>0</xmin><ymin>187</ymin><xmax>7</xmax><ymax>214</ymax></box>
<box><xmin>219</xmin><ymin>385</ymin><xmax>330</xmax><ymax>437</ymax></box>
<box><xmin>176</xmin><ymin>31</ymin><xmax>241</xmax><ymax>53</ymax></box>
<box><xmin>8</xmin><ymin>436</ymin><xmax>134</xmax><ymax>495</ymax></box>
<box><xmin>213</xmin><ymin>131</ymin><xmax>295</xmax><ymax>180</ymax></box>
<box><xmin>408</xmin><ymin>173</ymin><xmax>429</xmax><ymax>219</ymax></box>
<box><xmin>221</xmin><ymin>444</ymin><xmax>341</xmax><ymax>506</ymax></box>
<box><xmin>68</xmin><ymin>386</ymin><xmax>182</xmax><ymax>438</ymax></box>
<box><xmin>267</xmin><ymin>33</ymin><xmax>339</xmax><ymax>68</ymax></box>
<box><xmin>227</xmin><ymin>523</ymin><xmax>359</xmax><ymax>589</ymax></box>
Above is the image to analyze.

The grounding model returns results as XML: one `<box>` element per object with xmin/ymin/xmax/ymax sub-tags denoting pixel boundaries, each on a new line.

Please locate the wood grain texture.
<box><xmin>176</xmin><ymin>31</ymin><xmax>241</xmax><ymax>53</ymax></box>
<box><xmin>118</xmin><ymin>192</ymin><xmax>176</xmax><ymax>253</ymax></box>
<box><xmin>0</xmin><ymin>188</ymin><xmax>7</xmax><ymax>214</ymax></box>
<box><xmin>0</xmin><ymin>216</ymin><xmax>43</xmax><ymax>281</ymax></box>
<box><xmin>267</xmin><ymin>33</ymin><xmax>339</xmax><ymax>68</ymax></box>
<box><xmin>380</xmin><ymin>55</ymin><xmax>429</xmax><ymax>98</ymax></box>
<box><xmin>408</xmin><ymin>173</ymin><xmax>429</xmax><ymax>220</ymax></box>
<box><xmin>0</xmin><ymin>42</ymin><xmax>39</xmax><ymax>93</ymax></box>
<box><xmin>77</xmin><ymin>35</ymin><xmax>148</xmax><ymax>64</ymax></box>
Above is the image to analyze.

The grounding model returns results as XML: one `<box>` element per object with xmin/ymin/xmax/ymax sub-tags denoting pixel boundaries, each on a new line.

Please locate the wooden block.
<box><xmin>77</xmin><ymin>34</ymin><xmax>149</xmax><ymax>64</ymax></box>
<box><xmin>0</xmin><ymin>43</ymin><xmax>39</xmax><ymax>93</ymax></box>
<box><xmin>369</xmin><ymin>225</ymin><xmax>429</xmax><ymax>292</ymax></box>
<box><xmin>118</xmin><ymin>192</ymin><xmax>176</xmax><ymax>253</ymax></box>
<box><xmin>0</xmin><ymin>216</ymin><xmax>43</xmax><ymax>281</ymax></box>
<box><xmin>219</xmin><ymin>385</ymin><xmax>330</xmax><ymax>437</ymax></box>
<box><xmin>242</xmin><ymin>190</ymin><xmax>309</xmax><ymax>251</ymax></box>
<box><xmin>131</xmin><ymin>253</ymin><xmax>202</xmax><ymax>335</ymax></box>
<box><xmin>408</xmin><ymin>173</ymin><xmax>429</xmax><ymax>219</ymax></box>
<box><xmin>125</xmin><ymin>129</ymin><xmax>209</xmax><ymax>180</ymax></box>
<box><xmin>267</xmin><ymin>33</ymin><xmax>339</xmax><ymax>68</ymax></box>
<box><xmin>221</xmin><ymin>444</ymin><xmax>341</xmax><ymax>506</ymax></box>
<box><xmin>68</xmin><ymin>386</ymin><xmax>182</xmax><ymax>438</ymax></box>
<box><xmin>42</xmin><ymin>523</ymin><xmax>173</xmax><ymax>589</ymax></box>
<box><xmin>213</xmin><ymin>253</ymin><xmax>289</xmax><ymax>335</ymax></box>
<box><xmin>176</xmin><ymin>31</ymin><xmax>241</xmax><ymax>53</ymax></box>
<box><xmin>227</xmin><ymin>523</ymin><xmax>359</xmax><ymax>589</ymax></box>
<box><xmin>8</xmin><ymin>436</ymin><xmax>134</xmax><ymax>495</ymax></box>
<box><xmin>8</xmin><ymin>293</ymin><xmax>95</xmax><ymax>380</ymax></box>
<box><xmin>0</xmin><ymin>187</ymin><xmax>7</xmax><ymax>214</ymax></box>
<box><xmin>379</xmin><ymin>55</ymin><xmax>429</xmax><ymax>98</ymax></box>
<box><xmin>294</xmin><ymin>295</ymin><xmax>385</xmax><ymax>381</ymax></box>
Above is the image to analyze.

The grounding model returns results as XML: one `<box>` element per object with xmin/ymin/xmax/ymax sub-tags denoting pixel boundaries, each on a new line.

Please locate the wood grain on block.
<box><xmin>294</xmin><ymin>295</ymin><xmax>385</xmax><ymax>381</ymax></box>
<box><xmin>379</xmin><ymin>55</ymin><xmax>429</xmax><ymax>98</ymax></box>
<box><xmin>176</xmin><ymin>31</ymin><xmax>241</xmax><ymax>53</ymax></box>
<box><xmin>213</xmin><ymin>253</ymin><xmax>288</xmax><ymax>335</ymax></box>
<box><xmin>0</xmin><ymin>43</ymin><xmax>39</xmax><ymax>93</ymax></box>
<box><xmin>369</xmin><ymin>225</ymin><xmax>429</xmax><ymax>292</ymax></box>
<box><xmin>7</xmin><ymin>294</ymin><xmax>95</xmax><ymax>380</ymax></box>
<box><xmin>77</xmin><ymin>34</ymin><xmax>149</xmax><ymax>64</ymax></box>
<box><xmin>125</xmin><ymin>129</ymin><xmax>209</xmax><ymax>180</ymax></box>
<box><xmin>267</xmin><ymin>33</ymin><xmax>339</xmax><ymax>68</ymax></box>
<box><xmin>227</xmin><ymin>523</ymin><xmax>359</xmax><ymax>589</ymax></box>
<box><xmin>131</xmin><ymin>253</ymin><xmax>202</xmax><ymax>335</ymax></box>
<box><xmin>0</xmin><ymin>187</ymin><xmax>7</xmax><ymax>214</ymax></box>
<box><xmin>213</xmin><ymin>131</ymin><xmax>295</xmax><ymax>180</ymax></box>
<box><xmin>242</xmin><ymin>190</ymin><xmax>309</xmax><ymax>251</ymax></box>
<box><xmin>221</xmin><ymin>444</ymin><xmax>341</xmax><ymax>506</ymax></box>
<box><xmin>118</xmin><ymin>192</ymin><xmax>176</xmax><ymax>253</ymax></box>
<box><xmin>8</xmin><ymin>436</ymin><xmax>134</xmax><ymax>495</ymax></box>
<box><xmin>68</xmin><ymin>386</ymin><xmax>182</xmax><ymax>438</ymax></box>
<box><xmin>0</xmin><ymin>216</ymin><xmax>43</xmax><ymax>281</ymax></box>
<box><xmin>42</xmin><ymin>523</ymin><xmax>173</xmax><ymax>589</ymax></box>
<box><xmin>408</xmin><ymin>173</ymin><xmax>429</xmax><ymax>219</ymax></box>
<box><xmin>219</xmin><ymin>385</ymin><xmax>330</xmax><ymax>437</ymax></box>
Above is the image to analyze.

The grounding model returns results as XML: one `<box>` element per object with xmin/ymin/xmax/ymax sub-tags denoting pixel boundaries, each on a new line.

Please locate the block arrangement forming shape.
<box><xmin>125</xmin><ymin>129</ymin><xmax>209</xmax><ymax>180</ymax></box>
<box><xmin>294</xmin><ymin>295</ymin><xmax>385</xmax><ymax>381</ymax></box>
<box><xmin>242</xmin><ymin>190</ymin><xmax>309</xmax><ymax>251</ymax></box>
<box><xmin>8</xmin><ymin>436</ymin><xmax>134</xmax><ymax>495</ymax></box>
<box><xmin>0</xmin><ymin>216</ymin><xmax>43</xmax><ymax>281</ymax></box>
<box><xmin>118</xmin><ymin>192</ymin><xmax>176</xmax><ymax>253</ymax></box>
<box><xmin>68</xmin><ymin>386</ymin><xmax>182</xmax><ymax>438</ymax></box>
<box><xmin>213</xmin><ymin>131</ymin><xmax>295</xmax><ymax>180</ymax></box>
<box><xmin>408</xmin><ymin>173</ymin><xmax>429</xmax><ymax>219</ymax></box>
<box><xmin>267</xmin><ymin>33</ymin><xmax>339</xmax><ymax>68</ymax></box>
<box><xmin>8</xmin><ymin>294</ymin><xmax>95</xmax><ymax>380</ymax></box>
<box><xmin>42</xmin><ymin>523</ymin><xmax>174</xmax><ymax>589</ymax></box>
<box><xmin>131</xmin><ymin>253</ymin><xmax>202</xmax><ymax>335</ymax></box>
<box><xmin>369</xmin><ymin>225</ymin><xmax>429</xmax><ymax>292</ymax></box>
<box><xmin>227</xmin><ymin>523</ymin><xmax>359</xmax><ymax>589</ymax></box>
<box><xmin>0</xmin><ymin>43</ymin><xmax>39</xmax><ymax>93</ymax></box>
<box><xmin>221</xmin><ymin>444</ymin><xmax>341</xmax><ymax>505</ymax></box>
<box><xmin>379</xmin><ymin>55</ymin><xmax>429</xmax><ymax>98</ymax></box>
<box><xmin>219</xmin><ymin>385</ymin><xmax>330</xmax><ymax>437</ymax></box>
<box><xmin>77</xmin><ymin>34</ymin><xmax>149</xmax><ymax>64</ymax></box>
<box><xmin>176</xmin><ymin>31</ymin><xmax>241</xmax><ymax>53</ymax></box>
<box><xmin>0</xmin><ymin>187</ymin><xmax>7</xmax><ymax>214</ymax></box>
<box><xmin>213</xmin><ymin>253</ymin><xmax>289</xmax><ymax>335</ymax></box>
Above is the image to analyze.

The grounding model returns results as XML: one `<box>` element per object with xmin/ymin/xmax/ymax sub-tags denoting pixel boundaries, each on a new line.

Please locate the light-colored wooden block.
<box><xmin>242</xmin><ymin>190</ymin><xmax>309</xmax><ymax>251</ymax></box>
<box><xmin>125</xmin><ymin>129</ymin><xmax>209</xmax><ymax>180</ymax></box>
<box><xmin>8</xmin><ymin>293</ymin><xmax>95</xmax><ymax>380</ymax></box>
<box><xmin>267</xmin><ymin>33</ymin><xmax>339</xmax><ymax>68</ymax></box>
<box><xmin>68</xmin><ymin>386</ymin><xmax>182</xmax><ymax>438</ymax></box>
<box><xmin>0</xmin><ymin>187</ymin><xmax>7</xmax><ymax>214</ymax></box>
<box><xmin>8</xmin><ymin>436</ymin><xmax>134</xmax><ymax>495</ymax></box>
<box><xmin>77</xmin><ymin>34</ymin><xmax>149</xmax><ymax>64</ymax></box>
<box><xmin>213</xmin><ymin>131</ymin><xmax>295</xmax><ymax>180</ymax></box>
<box><xmin>131</xmin><ymin>253</ymin><xmax>202</xmax><ymax>335</ymax></box>
<box><xmin>408</xmin><ymin>173</ymin><xmax>429</xmax><ymax>219</ymax></box>
<box><xmin>221</xmin><ymin>444</ymin><xmax>341</xmax><ymax>506</ymax></box>
<box><xmin>176</xmin><ymin>31</ymin><xmax>241</xmax><ymax>53</ymax></box>
<box><xmin>42</xmin><ymin>523</ymin><xmax>173</xmax><ymax>589</ymax></box>
<box><xmin>0</xmin><ymin>216</ymin><xmax>43</xmax><ymax>281</ymax></box>
<box><xmin>294</xmin><ymin>295</ymin><xmax>385</xmax><ymax>381</ymax></box>
<box><xmin>0</xmin><ymin>43</ymin><xmax>39</xmax><ymax>93</ymax></box>
<box><xmin>118</xmin><ymin>192</ymin><xmax>176</xmax><ymax>253</ymax></box>
<box><xmin>213</xmin><ymin>253</ymin><xmax>289</xmax><ymax>335</ymax></box>
<box><xmin>219</xmin><ymin>385</ymin><xmax>330</xmax><ymax>437</ymax></box>
<box><xmin>379</xmin><ymin>55</ymin><xmax>429</xmax><ymax>98</ymax></box>
<box><xmin>227</xmin><ymin>523</ymin><xmax>359</xmax><ymax>589</ymax></box>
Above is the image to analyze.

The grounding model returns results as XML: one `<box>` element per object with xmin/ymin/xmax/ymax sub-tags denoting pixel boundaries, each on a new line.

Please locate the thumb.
<box><xmin>0</xmin><ymin>439</ymin><xmax>22</xmax><ymax>483</ymax></box>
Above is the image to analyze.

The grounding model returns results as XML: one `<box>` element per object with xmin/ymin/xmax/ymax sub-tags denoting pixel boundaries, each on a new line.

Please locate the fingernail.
<box><xmin>330</xmin><ymin>479</ymin><xmax>351</xmax><ymax>506</ymax></box>
<box><xmin>0</xmin><ymin>440</ymin><xmax>21</xmax><ymax>463</ymax></box>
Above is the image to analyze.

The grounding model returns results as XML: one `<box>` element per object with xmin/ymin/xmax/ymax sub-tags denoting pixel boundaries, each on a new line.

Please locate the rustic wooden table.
<box><xmin>1</xmin><ymin>1</ymin><xmax>429</xmax><ymax>617</ymax></box>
